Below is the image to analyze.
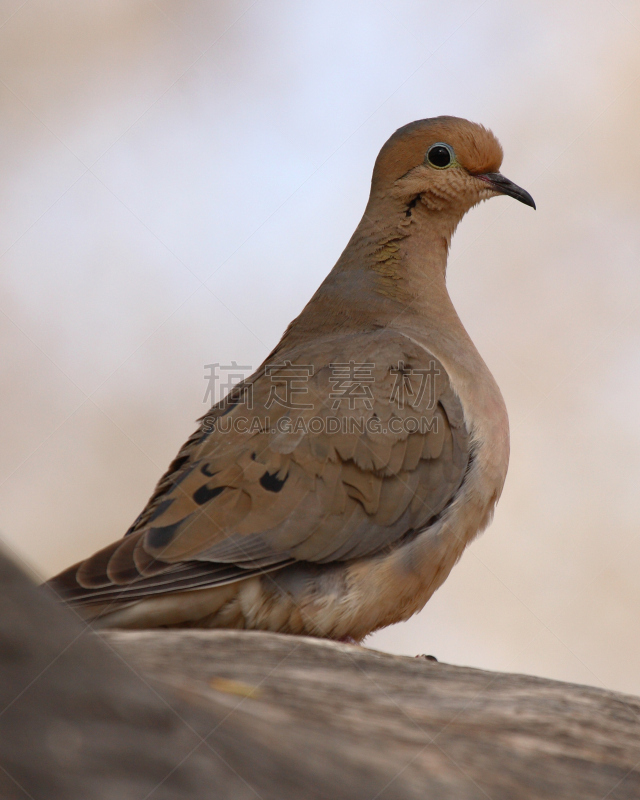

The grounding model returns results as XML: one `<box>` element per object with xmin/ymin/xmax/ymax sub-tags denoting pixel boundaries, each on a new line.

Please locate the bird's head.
<box><xmin>371</xmin><ymin>116</ymin><xmax>535</xmax><ymax>217</ymax></box>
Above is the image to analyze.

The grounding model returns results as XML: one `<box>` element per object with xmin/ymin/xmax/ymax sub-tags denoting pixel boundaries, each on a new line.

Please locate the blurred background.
<box><xmin>1</xmin><ymin>0</ymin><xmax>639</xmax><ymax>695</ymax></box>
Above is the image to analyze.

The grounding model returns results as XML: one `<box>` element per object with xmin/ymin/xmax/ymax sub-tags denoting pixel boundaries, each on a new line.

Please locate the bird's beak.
<box><xmin>477</xmin><ymin>172</ymin><xmax>536</xmax><ymax>209</ymax></box>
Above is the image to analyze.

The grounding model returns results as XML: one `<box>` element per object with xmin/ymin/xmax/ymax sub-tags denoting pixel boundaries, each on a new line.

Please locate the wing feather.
<box><xmin>49</xmin><ymin>330</ymin><xmax>470</xmax><ymax>608</ymax></box>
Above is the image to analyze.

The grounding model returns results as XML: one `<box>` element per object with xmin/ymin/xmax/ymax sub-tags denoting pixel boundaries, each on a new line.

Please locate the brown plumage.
<box><xmin>48</xmin><ymin>116</ymin><xmax>534</xmax><ymax>641</ymax></box>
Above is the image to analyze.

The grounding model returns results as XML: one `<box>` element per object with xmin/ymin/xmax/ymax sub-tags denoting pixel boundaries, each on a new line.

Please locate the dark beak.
<box><xmin>477</xmin><ymin>172</ymin><xmax>536</xmax><ymax>209</ymax></box>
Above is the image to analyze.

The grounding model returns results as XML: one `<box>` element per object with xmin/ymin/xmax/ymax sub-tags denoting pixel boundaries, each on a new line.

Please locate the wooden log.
<box><xmin>106</xmin><ymin>628</ymin><xmax>640</xmax><ymax>800</ymax></box>
<box><xmin>2</xmin><ymin>551</ymin><xmax>639</xmax><ymax>799</ymax></box>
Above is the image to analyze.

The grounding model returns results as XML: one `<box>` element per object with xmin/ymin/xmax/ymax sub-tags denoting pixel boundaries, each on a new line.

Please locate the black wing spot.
<box><xmin>171</xmin><ymin>455</ymin><xmax>189</xmax><ymax>471</ymax></box>
<box><xmin>260</xmin><ymin>470</ymin><xmax>288</xmax><ymax>493</ymax></box>
<box><xmin>147</xmin><ymin>498</ymin><xmax>174</xmax><ymax>524</ymax></box>
<box><xmin>219</xmin><ymin>397</ymin><xmax>238</xmax><ymax>417</ymax></box>
<box><xmin>171</xmin><ymin>464</ymin><xmax>197</xmax><ymax>489</ymax></box>
<box><xmin>201</xmin><ymin>463</ymin><xmax>216</xmax><ymax>477</ymax></box>
<box><xmin>193</xmin><ymin>484</ymin><xmax>225</xmax><ymax>505</ymax></box>
<box><xmin>405</xmin><ymin>196</ymin><xmax>419</xmax><ymax>217</ymax></box>
<box><xmin>147</xmin><ymin>521</ymin><xmax>182</xmax><ymax>550</ymax></box>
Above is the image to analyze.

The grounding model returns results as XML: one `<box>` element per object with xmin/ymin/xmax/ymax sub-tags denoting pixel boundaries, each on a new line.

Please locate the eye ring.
<box><xmin>426</xmin><ymin>142</ymin><xmax>455</xmax><ymax>169</ymax></box>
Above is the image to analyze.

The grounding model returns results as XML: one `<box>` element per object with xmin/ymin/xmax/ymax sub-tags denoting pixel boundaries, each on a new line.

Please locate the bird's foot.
<box><xmin>415</xmin><ymin>654</ymin><xmax>438</xmax><ymax>662</ymax></box>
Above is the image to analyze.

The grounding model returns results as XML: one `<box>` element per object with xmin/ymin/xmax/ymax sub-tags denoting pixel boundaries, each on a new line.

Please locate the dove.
<box><xmin>48</xmin><ymin>116</ymin><xmax>534</xmax><ymax>642</ymax></box>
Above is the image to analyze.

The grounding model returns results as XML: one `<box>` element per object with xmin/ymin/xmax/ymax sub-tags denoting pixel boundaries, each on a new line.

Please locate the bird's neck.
<box><xmin>279</xmin><ymin>194</ymin><xmax>466</xmax><ymax>349</ymax></box>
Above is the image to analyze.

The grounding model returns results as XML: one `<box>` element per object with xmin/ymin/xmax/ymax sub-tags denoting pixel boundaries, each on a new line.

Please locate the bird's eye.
<box><xmin>426</xmin><ymin>143</ymin><xmax>454</xmax><ymax>169</ymax></box>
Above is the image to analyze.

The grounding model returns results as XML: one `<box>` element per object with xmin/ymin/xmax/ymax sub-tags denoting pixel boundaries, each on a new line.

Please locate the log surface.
<box><xmin>106</xmin><ymin>628</ymin><xmax>640</xmax><ymax>800</ymax></box>
<box><xmin>2</xmin><ymin>548</ymin><xmax>639</xmax><ymax>800</ymax></box>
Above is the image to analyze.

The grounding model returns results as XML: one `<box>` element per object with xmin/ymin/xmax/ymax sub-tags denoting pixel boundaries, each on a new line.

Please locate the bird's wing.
<box><xmin>52</xmin><ymin>329</ymin><xmax>470</xmax><ymax>605</ymax></box>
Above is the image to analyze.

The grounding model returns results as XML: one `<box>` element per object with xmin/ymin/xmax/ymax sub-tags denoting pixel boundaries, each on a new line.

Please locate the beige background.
<box><xmin>1</xmin><ymin>0</ymin><xmax>639</xmax><ymax>695</ymax></box>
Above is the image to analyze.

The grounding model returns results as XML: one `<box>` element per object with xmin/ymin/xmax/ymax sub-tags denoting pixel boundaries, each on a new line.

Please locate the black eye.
<box><xmin>427</xmin><ymin>143</ymin><xmax>453</xmax><ymax>169</ymax></box>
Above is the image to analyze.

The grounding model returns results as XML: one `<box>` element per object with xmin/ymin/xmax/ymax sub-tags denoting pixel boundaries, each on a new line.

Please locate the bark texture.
<box><xmin>106</xmin><ymin>628</ymin><xmax>640</xmax><ymax>800</ymax></box>
<box><xmin>1</xmin><ymin>551</ymin><xmax>639</xmax><ymax>799</ymax></box>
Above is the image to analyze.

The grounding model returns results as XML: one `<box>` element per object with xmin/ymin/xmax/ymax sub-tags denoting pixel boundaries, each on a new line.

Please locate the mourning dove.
<box><xmin>49</xmin><ymin>117</ymin><xmax>534</xmax><ymax>641</ymax></box>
